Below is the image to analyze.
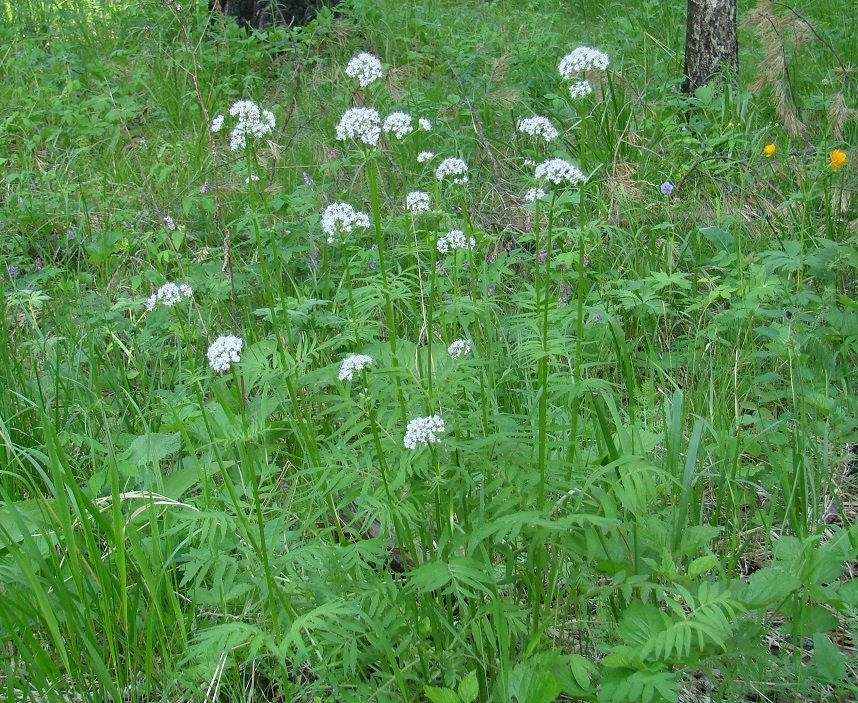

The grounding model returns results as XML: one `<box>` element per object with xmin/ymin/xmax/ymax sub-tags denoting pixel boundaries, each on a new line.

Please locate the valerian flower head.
<box><xmin>436</xmin><ymin>157</ymin><xmax>469</xmax><ymax>184</ymax></box>
<box><xmin>525</xmin><ymin>187</ymin><xmax>547</xmax><ymax>202</ymax></box>
<box><xmin>338</xmin><ymin>354</ymin><xmax>373</xmax><ymax>381</ymax></box>
<box><xmin>517</xmin><ymin>116</ymin><xmax>559</xmax><ymax>141</ymax></box>
<box><xmin>406</xmin><ymin>191</ymin><xmax>431</xmax><ymax>214</ymax></box>
<box><xmin>568</xmin><ymin>80</ymin><xmax>593</xmax><ymax>99</ymax></box>
<box><xmin>335</xmin><ymin>107</ymin><xmax>381</xmax><ymax>147</ymax></box>
<box><xmin>558</xmin><ymin>46</ymin><xmax>610</xmax><ymax>78</ymax></box>
<box><xmin>211</xmin><ymin>114</ymin><xmax>224</xmax><ymax>132</ymax></box>
<box><xmin>321</xmin><ymin>203</ymin><xmax>370</xmax><ymax>244</ymax></box>
<box><xmin>418</xmin><ymin>117</ymin><xmax>432</xmax><ymax>131</ymax></box>
<box><xmin>534</xmin><ymin>158</ymin><xmax>586</xmax><ymax>186</ymax></box>
<box><xmin>207</xmin><ymin>335</ymin><xmax>243</xmax><ymax>373</ymax></box>
<box><xmin>382</xmin><ymin>112</ymin><xmax>414</xmax><ymax>139</ymax></box>
<box><xmin>226</xmin><ymin>100</ymin><xmax>275</xmax><ymax>151</ymax></box>
<box><xmin>447</xmin><ymin>339</ymin><xmax>472</xmax><ymax>359</ymax></box>
<box><xmin>145</xmin><ymin>282</ymin><xmax>193</xmax><ymax>311</ymax></box>
<box><xmin>417</xmin><ymin>150</ymin><xmax>435</xmax><ymax>163</ymax></box>
<box><xmin>437</xmin><ymin>229</ymin><xmax>476</xmax><ymax>254</ymax></box>
<box><xmin>345</xmin><ymin>52</ymin><xmax>383</xmax><ymax>87</ymax></box>
<box><xmin>403</xmin><ymin>414</ymin><xmax>445</xmax><ymax>449</ymax></box>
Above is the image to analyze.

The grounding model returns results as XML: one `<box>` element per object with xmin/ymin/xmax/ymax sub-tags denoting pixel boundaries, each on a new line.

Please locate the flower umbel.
<box><xmin>321</xmin><ymin>203</ymin><xmax>370</xmax><ymax>244</ymax></box>
<box><xmin>404</xmin><ymin>415</ymin><xmax>446</xmax><ymax>449</ymax></box>
<box><xmin>226</xmin><ymin>100</ymin><xmax>275</xmax><ymax>151</ymax></box>
<box><xmin>417</xmin><ymin>150</ymin><xmax>435</xmax><ymax>163</ymax></box>
<box><xmin>145</xmin><ymin>282</ymin><xmax>193</xmax><ymax>311</ymax></box>
<box><xmin>382</xmin><ymin>112</ymin><xmax>414</xmax><ymax>139</ymax></box>
<box><xmin>830</xmin><ymin>148</ymin><xmax>847</xmax><ymax>171</ymax></box>
<box><xmin>568</xmin><ymin>80</ymin><xmax>593</xmax><ymax>99</ymax></box>
<box><xmin>558</xmin><ymin>46</ymin><xmax>610</xmax><ymax>78</ymax></box>
<box><xmin>338</xmin><ymin>354</ymin><xmax>373</xmax><ymax>381</ymax></box>
<box><xmin>535</xmin><ymin>158</ymin><xmax>586</xmax><ymax>186</ymax></box>
<box><xmin>436</xmin><ymin>157</ymin><xmax>469</xmax><ymax>184</ymax></box>
<box><xmin>517</xmin><ymin>116</ymin><xmax>559</xmax><ymax>141</ymax></box>
<box><xmin>207</xmin><ymin>335</ymin><xmax>243</xmax><ymax>373</ymax></box>
<box><xmin>437</xmin><ymin>229</ymin><xmax>476</xmax><ymax>254</ymax></box>
<box><xmin>447</xmin><ymin>339</ymin><xmax>472</xmax><ymax>359</ymax></box>
<box><xmin>406</xmin><ymin>191</ymin><xmax>431</xmax><ymax>214</ymax></box>
<box><xmin>525</xmin><ymin>187</ymin><xmax>546</xmax><ymax>202</ymax></box>
<box><xmin>335</xmin><ymin>107</ymin><xmax>381</xmax><ymax>147</ymax></box>
<box><xmin>345</xmin><ymin>52</ymin><xmax>383</xmax><ymax>87</ymax></box>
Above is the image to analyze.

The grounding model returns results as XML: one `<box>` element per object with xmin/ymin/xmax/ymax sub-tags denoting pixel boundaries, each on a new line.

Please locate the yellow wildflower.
<box><xmin>829</xmin><ymin>148</ymin><xmax>847</xmax><ymax>171</ymax></box>
<box><xmin>764</xmin><ymin>144</ymin><xmax>776</xmax><ymax>158</ymax></box>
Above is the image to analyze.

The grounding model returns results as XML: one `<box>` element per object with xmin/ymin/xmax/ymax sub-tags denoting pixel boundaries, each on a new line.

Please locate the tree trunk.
<box><xmin>682</xmin><ymin>0</ymin><xmax>738</xmax><ymax>94</ymax></box>
<box><xmin>209</xmin><ymin>0</ymin><xmax>333</xmax><ymax>30</ymax></box>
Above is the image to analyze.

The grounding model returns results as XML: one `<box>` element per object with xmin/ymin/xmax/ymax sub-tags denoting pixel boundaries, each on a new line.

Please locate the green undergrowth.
<box><xmin>0</xmin><ymin>0</ymin><xmax>856</xmax><ymax>701</ymax></box>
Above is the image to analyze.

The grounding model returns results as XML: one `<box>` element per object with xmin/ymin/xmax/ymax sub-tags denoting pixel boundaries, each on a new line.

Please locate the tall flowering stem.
<box><xmin>360</xmin><ymin>368</ymin><xmax>420</xmax><ymax>571</ymax></box>
<box><xmin>537</xmin><ymin>193</ymin><xmax>556</xmax><ymax>511</ymax></box>
<box><xmin>570</xmin><ymin>180</ymin><xmax>588</xmax><ymax>471</ymax></box>
<box><xmin>367</xmin><ymin>157</ymin><xmax>408</xmax><ymax>426</ymax></box>
<box><xmin>459</xmin><ymin>192</ymin><xmax>491</xmax><ymax>438</ymax></box>
<box><xmin>244</xmin><ymin>150</ymin><xmax>346</xmax><ymax>547</ymax></box>
<box><xmin>343</xmin><ymin>252</ymin><xmax>360</xmax><ymax>347</ymax></box>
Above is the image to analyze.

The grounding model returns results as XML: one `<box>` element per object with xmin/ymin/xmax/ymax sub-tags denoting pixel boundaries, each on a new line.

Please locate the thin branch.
<box><xmin>773</xmin><ymin>1</ymin><xmax>857</xmax><ymax>94</ymax></box>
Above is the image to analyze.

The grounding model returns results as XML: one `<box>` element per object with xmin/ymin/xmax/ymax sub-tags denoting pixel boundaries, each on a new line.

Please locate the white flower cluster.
<box><xmin>382</xmin><ymin>112</ymin><xmax>414</xmax><ymax>140</ymax></box>
<box><xmin>534</xmin><ymin>158</ymin><xmax>586</xmax><ymax>186</ymax></box>
<box><xmin>447</xmin><ymin>339</ymin><xmax>471</xmax><ymax>359</ymax></box>
<box><xmin>437</xmin><ymin>229</ymin><xmax>475</xmax><ymax>254</ymax></box>
<box><xmin>207</xmin><ymin>335</ymin><xmax>243</xmax><ymax>373</ymax></box>
<box><xmin>406</xmin><ymin>191</ymin><xmax>431</xmax><ymax>214</ymax></box>
<box><xmin>436</xmin><ymin>157</ymin><xmax>469</xmax><ymax>184</ymax></box>
<box><xmin>417</xmin><ymin>150</ymin><xmax>435</xmax><ymax>163</ymax></box>
<box><xmin>403</xmin><ymin>414</ymin><xmax>445</xmax><ymax>450</ymax></box>
<box><xmin>338</xmin><ymin>353</ymin><xmax>373</xmax><ymax>381</ymax></box>
<box><xmin>335</xmin><ymin>107</ymin><xmax>381</xmax><ymax>147</ymax></box>
<box><xmin>558</xmin><ymin>46</ymin><xmax>610</xmax><ymax>78</ymax></box>
<box><xmin>345</xmin><ymin>52</ymin><xmax>383</xmax><ymax>87</ymax></box>
<box><xmin>211</xmin><ymin>99</ymin><xmax>275</xmax><ymax>151</ymax></box>
<box><xmin>568</xmin><ymin>80</ymin><xmax>594</xmax><ymax>99</ymax></box>
<box><xmin>145</xmin><ymin>282</ymin><xmax>193</xmax><ymax>311</ymax></box>
<box><xmin>418</xmin><ymin>117</ymin><xmax>432</xmax><ymax>131</ymax></box>
<box><xmin>517</xmin><ymin>116</ymin><xmax>559</xmax><ymax>141</ymax></box>
<box><xmin>322</xmin><ymin>203</ymin><xmax>370</xmax><ymax>244</ymax></box>
<box><xmin>525</xmin><ymin>187</ymin><xmax>547</xmax><ymax>202</ymax></box>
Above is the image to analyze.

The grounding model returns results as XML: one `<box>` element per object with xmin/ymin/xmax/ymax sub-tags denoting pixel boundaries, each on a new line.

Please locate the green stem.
<box><xmin>537</xmin><ymin>195</ymin><xmax>555</xmax><ymax>510</ymax></box>
<box><xmin>367</xmin><ymin>157</ymin><xmax>408</xmax><ymax>426</ymax></box>
<box><xmin>569</xmin><ymin>181</ymin><xmax>587</xmax><ymax>470</ymax></box>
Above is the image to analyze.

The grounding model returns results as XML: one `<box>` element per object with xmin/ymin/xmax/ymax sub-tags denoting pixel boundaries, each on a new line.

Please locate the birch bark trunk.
<box><xmin>682</xmin><ymin>0</ymin><xmax>739</xmax><ymax>94</ymax></box>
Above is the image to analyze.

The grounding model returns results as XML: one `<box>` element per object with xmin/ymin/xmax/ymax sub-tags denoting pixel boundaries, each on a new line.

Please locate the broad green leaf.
<box><xmin>688</xmin><ymin>555</ymin><xmax>719</xmax><ymax>578</ymax></box>
<box><xmin>457</xmin><ymin>670</ymin><xmax>479</xmax><ymax>703</ymax></box>
<box><xmin>742</xmin><ymin>566</ymin><xmax>801</xmax><ymax>606</ymax></box>
<box><xmin>122</xmin><ymin>432</ymin><xmax>181</xmax><ymax>466</ymax></box>
<box><xmin>424</xmin><ymin>685</ymin><xmax>460</xmax><ymax>703</ymax></box>
<box><xmin>812</xmin><ymin>634</ymin><xmax>847</xmax><ymax>683</ymax></box>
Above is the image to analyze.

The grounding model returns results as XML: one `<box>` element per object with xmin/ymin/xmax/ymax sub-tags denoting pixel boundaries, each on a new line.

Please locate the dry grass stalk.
<box><xmin>743</xmin><ymin>0</ymin><xmax>810</xmax><ymax>137</ymax></box>
<box><xmin>828</xmin><ymin>91</ymin><xmax>858</xmax><ymax>142</ymax></box>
